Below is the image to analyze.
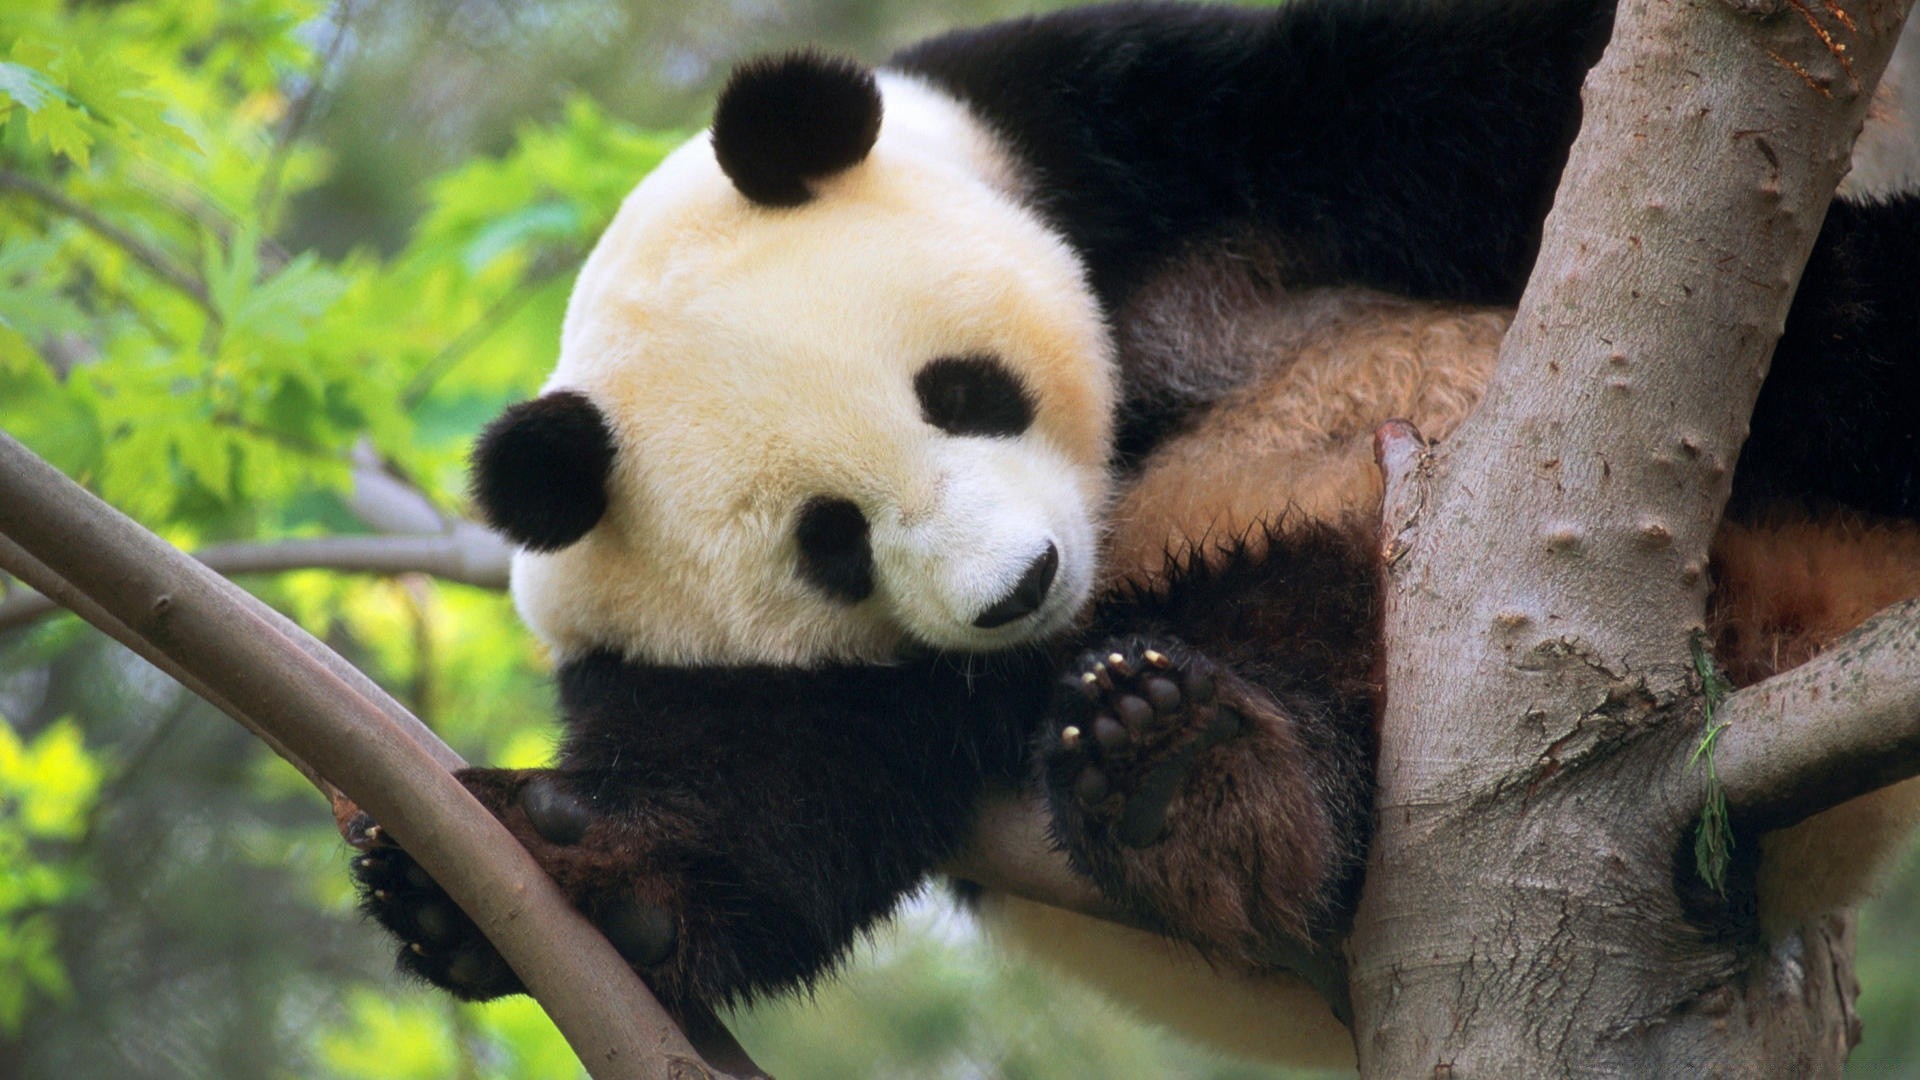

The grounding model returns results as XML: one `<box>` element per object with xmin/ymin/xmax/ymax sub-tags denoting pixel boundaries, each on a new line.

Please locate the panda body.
<box><xmin>352</xmin><ymin>0</ymin><xmax>1920</xmax><ymax>1065</ymax></box>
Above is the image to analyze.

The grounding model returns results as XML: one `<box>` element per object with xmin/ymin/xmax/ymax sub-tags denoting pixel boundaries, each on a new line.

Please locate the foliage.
<box><xmin>0</xmin><ymin>719</ymin><xmax>100</xmax><ymax>1035</ymax></box>
<box><xmin>0</xmin><ymin>0</ymin><xmax>676</xmax><ymax>532</ymax></box>
<box><xmin>1688</xmin><ymin>632</ymin><xmax>1734</xmax><ymax>897</ymax></box>
<box><xmin>0</xmin><ymin>0</ymin><xmax>677</xmax><ymax>1072</ymax></box>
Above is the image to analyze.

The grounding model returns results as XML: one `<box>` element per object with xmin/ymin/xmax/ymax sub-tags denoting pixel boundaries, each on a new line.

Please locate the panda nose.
<box><xmin>973</xmin><ymin>543</ymin><xmax>1059</xmax><ymax>629</ymax></box>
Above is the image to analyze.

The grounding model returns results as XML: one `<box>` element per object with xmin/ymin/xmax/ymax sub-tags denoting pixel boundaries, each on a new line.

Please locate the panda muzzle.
<box><xmin>972</xmin><ymin>543</ymin><xmax>1060</xmax><ymax>629</ymax></box>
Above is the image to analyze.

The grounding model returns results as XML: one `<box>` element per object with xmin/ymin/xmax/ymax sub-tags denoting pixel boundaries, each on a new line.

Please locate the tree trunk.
<box><xmin>1349</xmin><ymin>0</ymin><xmax>1916</xmax><ymax>1073</ymax></box>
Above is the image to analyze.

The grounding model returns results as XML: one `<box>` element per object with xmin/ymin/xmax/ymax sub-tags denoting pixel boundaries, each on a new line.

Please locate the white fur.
<box><xmin>980</xmin><ymin>894</ymin><xmax>1357</xmax><ymax>1068</ymax></box>
<box><xmin>512</xmin><ymin>75</ymin><xmax>1114</xmax><ymax>666</ymax></box>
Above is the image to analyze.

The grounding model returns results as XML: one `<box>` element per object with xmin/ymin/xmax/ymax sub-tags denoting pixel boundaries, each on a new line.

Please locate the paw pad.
<box><xmin>598</xmin><ymin>897</ymin><xmax>678</xmax><ymax>967</ymax></box>
<box><xmin>1050</xmin><ymin>640</ymin><xmax>1243</xmax><ymax>848</ymax></box>
<box><xmin>520</xmin><ymin>775</ymin><xmax>593</xmax><ymax>845</ymax></box>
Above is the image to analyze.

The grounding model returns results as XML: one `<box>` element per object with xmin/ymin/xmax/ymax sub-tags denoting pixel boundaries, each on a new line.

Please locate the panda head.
<box><xmin>471</xmin><ymin>52</ymin><xmax>1114</xmax><ymax>667</ymax></box>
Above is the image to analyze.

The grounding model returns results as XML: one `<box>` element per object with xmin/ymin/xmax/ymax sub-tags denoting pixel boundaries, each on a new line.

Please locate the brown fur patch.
<box><xmin>1707</xmin><ymin>512</ymin><xmax>1920</xmax><ymax>684</ymax></box>
<box><xmin>1107</xmin><ymin>289</ymin><xmax>1506</xmax><ymax>584</ymax></box>
<box><xmin>1708</xmin><ymin>512</ymin><xmax>1920</xmax><ymax>925</ymax></box>
<box><xmin>1106</xmin><ymin>280</ymin><xmax>1920</xmax><ymax>931</ymax></box>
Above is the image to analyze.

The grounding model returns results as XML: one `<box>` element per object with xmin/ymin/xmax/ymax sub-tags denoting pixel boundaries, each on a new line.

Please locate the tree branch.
<box><xmin>1702</xmin><ymin>598</ymin><xmax>1920</xmax><ymax>831</ymax></box>
<box><xmin>0</xmin><ymin>530</ymin><xmax>512</xmax><ymax>633</ymax></box>
<box><xmin>0</xmin><ymin>447</ymin><xmax>513</xmax><ymax>635</ymax></box>
<box><xmin>0</xmin><ymin>531</ymin><xmax>340</xmax><ymax>802</ymax></box>
<box><xmin>0</xmin><ymin>429</ymin><xmax>746</xmax><ymax>1080</ymax></box>
<box><xmin>943</xmin><ymin>791</ymin><xmax>1132</xmax><ymax>926</ymax></box>
<box><xmin>348</xmin><ymin>444</ymin><xmax>461</xmax><ymax>534</ymax></box>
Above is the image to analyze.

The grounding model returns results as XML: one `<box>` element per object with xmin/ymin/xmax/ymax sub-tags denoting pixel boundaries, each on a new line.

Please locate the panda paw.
<box><xmin>350</xmin><ymin>768</ymin><xmax>679</xmax><ymax>1002</ymax></box>
<box><xmin>1041</xmin><ymin>638</ymin><xmax>1357</xmax><ymax>965</ymax></box>
<box><xmin>1043</xmin><ymin>638</ymin><xmax>1243</xmax><ymax>849</ymax></box>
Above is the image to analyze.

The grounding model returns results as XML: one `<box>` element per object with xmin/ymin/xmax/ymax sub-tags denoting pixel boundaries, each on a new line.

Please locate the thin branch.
<box><xmin>0</xmin><ymin>169</ymin><xmax>217</xmax><ymax>317</ymax></box>
<box><xmin>350</xmin><ymin>446</ymin><xmax>457</xmax><ymax>534</ymax></box>
<box><xmin>943</xmin><ymin>791</ymin><xmax>1132</xmax><ymax>926</ymax></box>
<box><xmin>0</xmin><ymin>429</ymin><xmax>733</xmax><ymax>1080</ymax></box>
<box><xmin>0</xmin><ymin>529</ymin><xmax>511</xmax><ymax>633</ymax></box>
<box><xmin>256</xmin><ymin>0</ymin><xmax>357</xmax><ymax>221</ymax></box>
<box><xmin>1696</xmin><ymin>598</ymin><xmax>1920</xmax><ymax>831</ymax></box>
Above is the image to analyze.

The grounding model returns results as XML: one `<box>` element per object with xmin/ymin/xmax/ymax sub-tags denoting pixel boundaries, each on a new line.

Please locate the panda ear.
<box><xmin>470</xmin><ymin>391</ymin><xmax>616</xmax><ymax>553</ymax></box>
<box><xmin>711</xmin><ymin>50</ymin><xmax>883</xmax><ymax>207</ymax></box>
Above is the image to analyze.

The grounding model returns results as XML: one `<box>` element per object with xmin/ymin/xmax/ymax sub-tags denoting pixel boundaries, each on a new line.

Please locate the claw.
<box><xmin>1106</xmin><ymin>652</ymin><xmax>1132</xmax><ymax>677</ymax></box>
<box><xmin>409</xmin><ymin>942</ymin><xmax>428</xmax><ymax>957</ymax></box>
<box><xmin>1142</xmin><ymin>649</ymin><xmax>1171</xmax><ymax>669</ymax></box>
<box><xmin>1060</xmin><ymin>725</ymin><xmax>1082</xmax><ymax>750</ymax></box>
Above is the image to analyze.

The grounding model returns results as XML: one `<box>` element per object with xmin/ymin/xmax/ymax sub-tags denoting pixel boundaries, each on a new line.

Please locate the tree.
<box><xmin>1355</xmin><ymin>0</ymin><xmax>1919</xmax><ymax>1071</ymax></box>
<box><xmin>3</xmin><ymin>0</ymin><xmax>1919</xmax><ymax>1076</ymax></box>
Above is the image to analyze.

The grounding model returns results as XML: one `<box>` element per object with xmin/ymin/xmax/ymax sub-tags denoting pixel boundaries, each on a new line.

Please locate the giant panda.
<box><xmin>351</xmin><ymin>0</ymin><xmax>1920</xmax><ymax>1067</ymax></box>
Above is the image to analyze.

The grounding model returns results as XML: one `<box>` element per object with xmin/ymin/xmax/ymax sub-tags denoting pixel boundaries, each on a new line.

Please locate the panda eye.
<box><xmin>914</xmin><ymin>355</ymin><xmax>1035</xmax><ymax>438</ymax></box>
<box><xmin>795</xmin><ymin>496</ymin><xmax>874</xmax><ymax>603</ymax></box>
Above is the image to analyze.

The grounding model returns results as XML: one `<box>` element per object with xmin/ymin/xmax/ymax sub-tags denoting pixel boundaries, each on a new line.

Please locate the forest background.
<box><xmin>4</xmin><ymin>2</ymin><xmax>1919</xmax><ymax>1077</ymax></box>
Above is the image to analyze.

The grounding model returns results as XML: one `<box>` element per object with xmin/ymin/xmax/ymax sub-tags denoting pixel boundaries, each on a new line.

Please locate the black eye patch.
<box><xmin>795</xmin><ymin>497</ymin><xmax>874</xmax><ymax>603</ymax></box>
<box><xmin>914</xmin><ymin>355</ymin><xmax>1035</xmax><ymax>438</ymax></box>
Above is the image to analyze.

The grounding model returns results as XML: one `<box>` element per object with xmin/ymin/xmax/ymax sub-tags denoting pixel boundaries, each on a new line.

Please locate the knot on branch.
<box><xmin>1375</xmin><ymin>418</ymin><xmax>1431</xmax><ymax>568</ymax></box>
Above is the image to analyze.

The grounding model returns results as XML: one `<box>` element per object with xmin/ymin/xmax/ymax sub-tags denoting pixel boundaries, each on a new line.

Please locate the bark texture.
<box><xmin>1350</xmin><ymin>0</ymin><xmax>1917</xmax><ymax>1075</ymax></box>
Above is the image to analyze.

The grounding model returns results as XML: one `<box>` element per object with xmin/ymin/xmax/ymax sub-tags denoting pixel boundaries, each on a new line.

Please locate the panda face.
<box><xmin>494</xmin><ymin>73</ymin><xmax>1114</xmax><ymax>667</ymax></box>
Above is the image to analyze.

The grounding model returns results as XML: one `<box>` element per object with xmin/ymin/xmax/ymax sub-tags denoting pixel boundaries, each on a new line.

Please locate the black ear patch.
<box><xmin>470</xmin><ymin>391</ymin><xmax>616</xmax><ymax>553</ymax></box>
<box><xmin>711</xmin><ymin>51</ymin><xmax>882</xmax><ymax>207</ymax></box>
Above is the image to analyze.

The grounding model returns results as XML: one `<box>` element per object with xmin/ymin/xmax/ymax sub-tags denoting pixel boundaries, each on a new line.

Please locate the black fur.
<box><xmin>359</xmin><ymin>647</ymin><xmax>1055</xmax><ymax>1014</ymax></box>
<box><xmin>1733</xmin><ymin>193</ymin><xmax>1920</xmax><ymax>521</ymax></box>
<box><xmin>915</xmin><ymin>355</ymin><xmax>1037</xmax><ymax>438</ymax></box>
<box><xmin>469</xmin><ymin>391</ymin><xmax>616</xmax><ymax>552</ymax></box>
<box><xmin>356</xmin><ymin>522</ymin><xmax>1380</xmax><ymax>1010</ymax></box>
<box><xmin>894</xmin><ymin>2</ymin><xmax>1920</xmax><ymax>505</ymax></box>
<box><xmin>891</xmin><ymin>0</ymin><xmax>1613</xmax><ymax>310</ymax></box>
<box><xmin>712</xmin><ymin>51</ymin><xmax>884</xmax><ymax>207</ymax></box>
<box><xmin>794</xmin><ymin>496</ymin><xmax>876</xmax><ymax>603</ymax></box>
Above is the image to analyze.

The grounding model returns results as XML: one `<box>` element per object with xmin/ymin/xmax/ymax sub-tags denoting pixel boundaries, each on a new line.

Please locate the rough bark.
<box><xmin>1350</xmin><ymin>0</ymin><xmax>1917</xmax><ymax>1075</ymax></box>
<box><xmin>1710</xmin><ymin>598</ymin><xmax>1920</xmax><ymax>830</ymax></box>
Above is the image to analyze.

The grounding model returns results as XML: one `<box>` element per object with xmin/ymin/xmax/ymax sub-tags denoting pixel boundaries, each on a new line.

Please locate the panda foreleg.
<box><xmin>352</xmin><ymin>764</ymin><xmax>865</xmax><ymax>1018</ymax></box>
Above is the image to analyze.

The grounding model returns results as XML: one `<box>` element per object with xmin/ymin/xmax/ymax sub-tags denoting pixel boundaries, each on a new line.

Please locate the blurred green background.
<box><xmin>0</xmin><ymin>1</ymin><xmax>1915</xmax><ymax>1076</ymax></box>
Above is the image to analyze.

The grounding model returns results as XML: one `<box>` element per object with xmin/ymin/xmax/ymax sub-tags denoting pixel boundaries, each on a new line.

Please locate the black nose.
<box><xmin>973</xmin><ymin>543</ymin><xmax>1059</xmax><ymax>629</ymax></box>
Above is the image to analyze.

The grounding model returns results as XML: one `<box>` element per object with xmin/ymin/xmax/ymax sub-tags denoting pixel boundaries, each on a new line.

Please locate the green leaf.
<box><xmin>173</xmin><ymin>427</ymin><xmax>235</xmax><ymax>502</ymax></box>
<box><xmin>462</xmin><ymin>200</ymin><xmax>580</xmax><ymax>274</ymax></box>
<box><xmin>0</xmin><ymin>719</ymin><xmax>104</xmax><ymax>841</ymax></box>
<box><xmin>24</xmin><ymin>97</ymin><xmax>91</xmax><ymax>167</ymax></box>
